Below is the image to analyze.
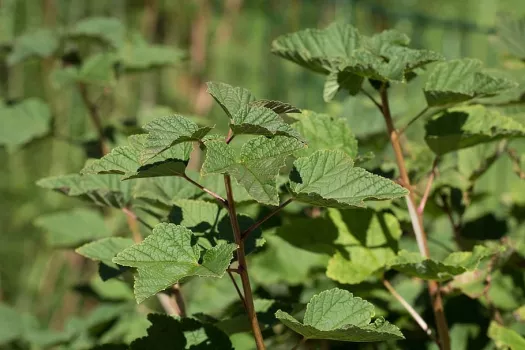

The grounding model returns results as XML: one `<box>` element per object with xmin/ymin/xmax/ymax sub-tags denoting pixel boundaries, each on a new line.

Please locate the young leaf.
<box><xmin>488</xmin><ymin>321</ymin><xmax>525</xmax><ymax>350</ymax></box>
<box><xmin>36</xmin><ymin>173</ymin><xmax>135</xmax><ymax>208</ymax></box>
<box><xmin>82</xmin><ymin>134</ymin><xmax>192</xmax><ymax>179</ymax></box>
<box><xmin>291</xmin><ymin>110</ymin><xmax>358</xmax><ymax>158</ymax></box>
<box><xmin>0</xmin><ymin>98</ymin><xmax>51</xmax><ymax>151</ymax></box>
<box><xmin>68</xmin><ymin>17</ymin><xmax>125</xmax><ymax>49</ymax></box>
<box><xmin>113</xmin><ymin>223</ymin><xmax>236</xmax><ymax>303</ymax></box>
<box><xmin>327</xmin><ymin>209</ymin><xmax>402</xmax><ymax>284</ymax></box>
<box><xmin>207</xmin><ymin>82</ymin><xmax>301</xmax><ymax>139</ymax></box>
<box><xmin>388</xmin><ymin>245</ymin><xmax>503</xmax><ymax>281</ymax></box>
<box><xmin>76</xmin><ymin>237</ymin><xmax>134</xmax><ymax>267</ymax></box>
<box><xmin>34</xmin><ymin>208</ymin><xmax>112</xmax><ymax>247</ymax></box>
<box><xmin>425</xmin><ymin>105</ymin><xmax>525</xmax><ymax>155</ymax></box>
<box><xmin>139</xmin><ymin>115</ymin><xmax>212</xmax><ymax>163</ymax></box>
<box><xmin>202</xmin><ymin>136</ymin><xmax>305</xmax><ymax>205</ymax></box>
<box><xmin>289</xmin><ymin>150</ymin><xmax>408</xmax><ymax>208</ymax></box>
<box><xmin>423</xmin><ymin>59</ymin><xmax>517</xmax><ymax>107</ymax></box>
<box><xmin>7</xmin><ymin>29</ymin><xmax>59</xmax><ymax>65</ymax></box>
<box><xmin>275</xmin><ymin>288</ymin><xmax>403</xmax><ymax>342</ymax></box>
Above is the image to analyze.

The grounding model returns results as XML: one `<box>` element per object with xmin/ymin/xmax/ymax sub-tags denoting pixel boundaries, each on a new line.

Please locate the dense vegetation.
<box><xmin>2</xmin><ymin>1</ymin><xmax>525</xmax><ymax>350</ymax></box>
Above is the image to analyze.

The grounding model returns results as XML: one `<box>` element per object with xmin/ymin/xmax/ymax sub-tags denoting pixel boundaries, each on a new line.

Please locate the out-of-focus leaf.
<box><xmin>34</xmin><ymin>208</ymin><xmax>112</xmax><ymax>247</ymax></box>
<box><xmin>488</xmin><ymin>321</ymin><xmax>525</xmax><ymax>350</ymax></box>
<box><xmin>0</xmin><ymin>98</ymin><xmax>51</xmax><ymax>151</ymax></box>
<box><xmin>68</xmin><ymin>17</ymin><xmax>125</xmax><ymax>48</ymax></box>
<box><xmin>7</xmin><ymin>29</ymin><xmax>59</xmax><ymax>65</ymax></box>
<box><xmin>494</xmin><ymin>13</ymin><xmax>525</xmax><ymax>60</ymax></box>
<box><xmin>76</xmin><ymin>237</ymin><xmax>134</xmax><ymax>267</ymax></box>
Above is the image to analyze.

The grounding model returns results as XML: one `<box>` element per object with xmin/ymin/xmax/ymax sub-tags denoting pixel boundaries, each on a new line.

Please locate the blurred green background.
<box><xmin>1</xmin><ymin>0</ymin><xmax>524</xmax><ymax>340</ymax></box>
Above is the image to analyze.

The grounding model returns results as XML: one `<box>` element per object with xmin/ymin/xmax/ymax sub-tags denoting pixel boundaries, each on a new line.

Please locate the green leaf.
<box><xmin>425</xmin><ymin>105</ymin><xmax>525</xmax><ymax>155</ymax></box>
<box><xmin>0</xmin><ymin>98</ymin><xmax>51</xmax><ymax>151</ymax></box>
<box><xmin>275</xmin><ymin>288</ymin><xmax>403</xmax><ymax>342</ymax></box>
<box><xmin>76</xmin><ymin>237</ymin><xmax>134</xmax><ymax>267</ymax></box>
<box><xmin>120</xmin><ymin>44</ymin><xmax>185</xmax><ymax>70</ymax></box>
<box><xmin>68</xmin><ymin>17</ymin><xmax>125</xmax><ymax>49</ymax></box>
<box><xmin>289</xmin><ymin>150</ymin><xmax>408</xmax><ymax>208</ymax></box>
<box><xmin>77</xmin><ymin>53</ymin><xmax>116</xmax><ymax>86</ymax></box>
<box><xmin>271</xmin><ymin>22</ymin><xmax>441</xmax><ymax>99</ymax></box>
<box><xmin>36</xmin><ymin>173</ymin><xmax>135</xmax><ymax>208</ymax></box>
<box><xmin>488</xmin><ymin>321</ymin><xmax>525</xmax><ymax>350</ymax></box>
<box><xmin>7</xmin><ymin>29</ymin><xmax>59</xmax><ymax>65</ymax></box>
<box><xmin>202</xmin><ymin>136</ymin><xmax>305</xmax><ymax>205</ymax></box>
<box><xmin>129</xmin><ymin>314</ymin><xmax>233</xmax><ymax>350</ymax></box>
<box><xmin>207</xmin><ymin>82</ymin><xmax>300</xmax><ymax>139</ymax></box>
<box><xmin>291</xmin><ymin>110</ymin><xmax>358</xmax><ymax>158</ymax></box>
<box><xmin>113</xmin><ymin>223</ymin><xmax>236</xmax><ymax>303</ymax></box>
<box><xmin>34</xmin><ymin>208</ymin><xmax>111</xmax><ymax>248</ymax></box>
<box><xmin>0</xmin><ymin>304</ymin><xmax>37</xmax><ymax>345</ymax></box>
<box><xmin>494</xmin><ymin>13</ymin><xmax>525</xmax><ymax>60</ymax></box>
<box><xmin>423</xmin><ymin>59</ymin><xmax>517</xmax><ymax>107</ymax></box>
<box><xmin>388</xmin><ymin>245</ymin><xmax>503</xmax><ymax>281</ymax></box>
<box><xmin>327</xmin><ymin>209</ymin><xmax>402</xmax><ymax>284</ymax></box>
<box><xmin>82</xmin><ymin>134</ymin><xmax>192</xmax><ymax>179</ymax></box>
<box><xmin>140</xmin><ymin>115</ymin><xmax>212</xmax><ymax>163</ymax></box>
<box><xmin>206</xmin><ymin>82</ymin><xmax>255</xmax><ymax>119</ymax></box>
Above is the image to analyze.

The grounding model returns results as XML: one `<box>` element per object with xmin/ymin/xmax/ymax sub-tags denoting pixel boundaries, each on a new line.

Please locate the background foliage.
<box><xmin>2</xmin><ymin>0</ymin><xmax>525</xmax><ymax>349</ymax></box>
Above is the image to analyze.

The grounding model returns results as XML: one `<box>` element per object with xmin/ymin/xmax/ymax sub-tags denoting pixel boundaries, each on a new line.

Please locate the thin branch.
<box><xmin>399</xmin><ymin>106</ymin><xmax>429</xmax><ymax>135</ymax></box>
<box><xmin>170</xmin><ymin>283</ymin><xmax>187</xmax><ymax>317</ymax></box>
<box><xmin>361</xmin><ymin>88</ymin><xmax>382</xmax><ymax>110</ymax></box>
<box><xmin>226</xmin><ymin>129</ymin><xmax>235</xmax><ymax>144</ymax></box>
<box><xmin>383</xmin><ymin>279</ymin><xmax>437</xmax><ymax>343</ymax></box>
<box><xmin>228</xmin><ymin>270</ymin><xmax>246</xmax><ymax>307</ymax></box>
<box><xmin>377</xmin><ymin>85</ymin><xmax>450</xmax><ymax>350</ymax></box>
<box><xmin>417</xmin><ymin>157</ymin><xmax>439</xmax><ymax>215</ymax></box>
<box><xmin>438</xmin><ymin>193</ymin><xmax>462</xmax><ymax>250</ymax></box>
<box><xmin>182</xmin><ymin>174</ymin><xmax>228</xmax><ymax>208</ymax></box>
<box><xmin>241</xmin><ymin>198</ymin><xmax>293</xmax><ymax>241</ymax></box>
<box><xmin>224</xmin><ymin>174</ymin><xmax>266</xmax><ymax>350</ymax></box>
<box><xmin>78</xmin><ymin>83</ymin><xmax>110</xmax><ymax>155</ymax></box>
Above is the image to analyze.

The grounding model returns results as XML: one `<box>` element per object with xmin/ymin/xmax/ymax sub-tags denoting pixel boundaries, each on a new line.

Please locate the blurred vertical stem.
<box><xmin>224</xmin><ymin>173</ymin><xmax>266</xmax><ymax>350</ymax></box>
<box><xmin>139</xmin><ymin>0</ymin><xmax>159</xmax><ymax>110</ymax></box>
<box><xmin>78</xmin><ymin>83</ymin><xmax>110</xmax><ymax>155</ymax></box>
<box><xmin>378</xmin><ymin>85</ymin><xmax>451</xmax><ymax>350</ymax></box>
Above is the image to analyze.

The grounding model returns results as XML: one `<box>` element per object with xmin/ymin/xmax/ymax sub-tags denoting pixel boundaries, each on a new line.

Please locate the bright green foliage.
<box><xmin>495</xmin><ymin>13</ymin><xmax>525</xmax><ymax>60</ymax></box>
<box><xmin>82</xmin><ymin>134</ymin><xmax>193</xmax><ymax>179</ymax></box>
<box><xmin>140</xmin><ymin>115</ymin><xmax>212</xmax><ymax>163</ymax></box>
<box><xmin>206</xmin><ymin>82</ymin><xmax>301</xmax><ymax>138</ymax></box>
<box><xmin>275</xmin><ymin>288</ymin><xmax>404</xmax><ymax>342</ymax></box>
<box><xmin>289</xmin><ymin>150</ymin><xmax>408</xmax><ymax>208</ymax></box>
<box><xmin>327</xmin><ymin>209</ymin><xmax>402</xmax><ymax>284</ymax></box>
<box><xmin>76</xmin><ymin>237</ymin><xmax>134</xmax><ymax>267</ymax></box>
<box><xmin>36</xmin><ymin>173</ymin><xmax>135</xmax><ymax>208</ymax></box>
<box><xmin>113</xmin><ymin>223</ymin><xmax>237</xmax><ymax>303</ymax></box>
<box><xmin>0</xmin><ymin>304</ymin><xmax>37</xmax><ymax>344</ymax></box>
<box><xmin>202</xmin><ymin>135</ymin><xmax>305</xmax><ymax>205</ymax></box>
<box><xmin>7</xmin><ymin>29</ymin><xmax>58</xmax><ymax>65</ymax></box>
<box><xmin>271</xmin><ymin>22</ymin><xmax>442</xmax><ymax>100</ymax></box>
<box><xmin>425</xmin><ymin>105</ymin><xmax>525</xmax><ymax>155</ymax></box>
<box><xmin>388</xmin><ymin>245</ymin><xmax>503</xmax><ymax>281</ymax></box>
<box><xmin>291</xmin><ymin>110</ymin><xmax>358</xmax><ymax>158</ymax></box>
<box><xmin>488</xmin><ymin>321</ymin><xmax>525</xmax><ymax>350</ymax></box>
<box><xmin>68</xmin><ymin>17</ymin><xmax>125</xmax><ymax>48</ymax></box>
<box><xmin>77</xmin><ymin>53</ymin><xmax>117</xmax><ymax>86</ymax></box>
<box><xmin>0</xmin><ymin>98</ymin><xmax>51</xmax><ymax>150</ymax></box>
<box><xmin>34</xmin><ymin>208</ymin><xmax>111</xmax><ymax>247</ymax></box>
<box><xmin>423</xmin><ymin>59</ymin><xmax>517</xmax><ymax>106</ymax></box>
<box><xmin>129</xmin><ymin>314</ymin><xmax>233</xmax><ymax>349</ymax></box>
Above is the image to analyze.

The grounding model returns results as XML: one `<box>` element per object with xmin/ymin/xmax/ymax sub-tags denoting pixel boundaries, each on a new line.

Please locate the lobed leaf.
<box><xmin>202</xmin><ymin>136</ymin><xmax>305</xmax><ymax>205</ymax></box>
<box><xmin>139</xmin><ymin>115</ymin><xmax>212</xmax><ymax>163</ymax></box>
<box><xmin>425</xmin><ymin>105</ymin><xmax>525</xmax><ymax>155</ymax></box>
<box><xmin>291</xmin><ymin>110</ymin><xmax>358</xmax><ymax>158</ymax></box>
<box><xmin>423</xmin><ymin>59</ymin><xmax>517</xmax><ymax>107</ymax></box>
<box><xmin>289</xmin><ymin>150</ymin><xmax>408</xmax><ymax>208</ymax></box>
<box><xmin>275</xmin><ymin>288</ymin><xmax>403</xmax><ymax>342</ymax></box>
<box><xmin>113</xmin><ymin>223</ymin><xmax>236</xmax><ymax>303</ymax></box>
<box><xmin>388</xmin><ymin>245</ymin><xmax>504</xmax><ymax>281</ymax></box>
